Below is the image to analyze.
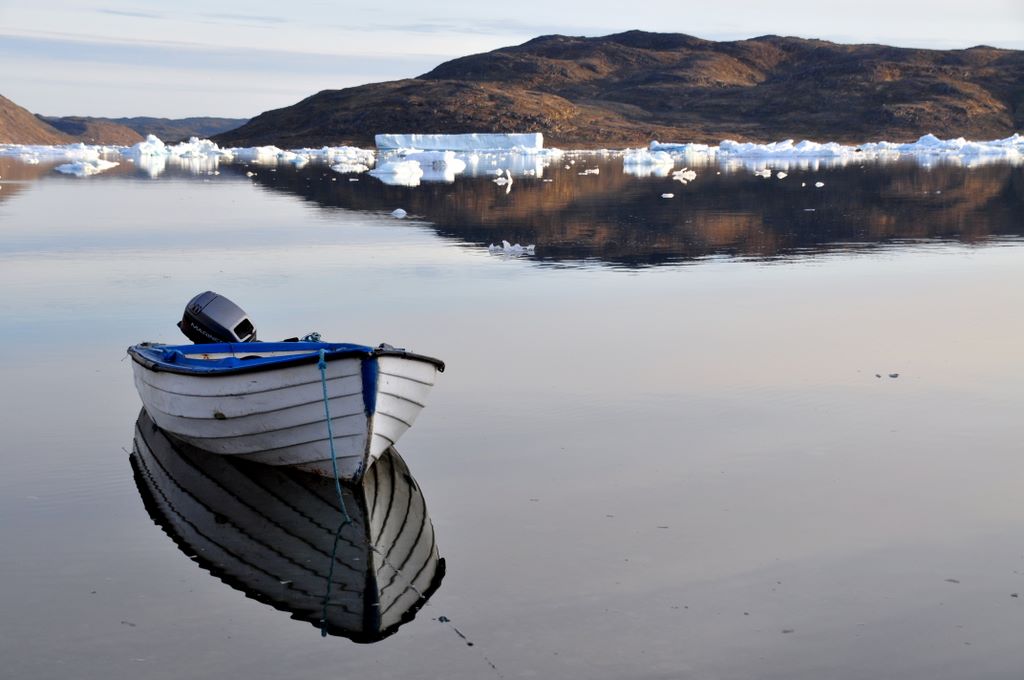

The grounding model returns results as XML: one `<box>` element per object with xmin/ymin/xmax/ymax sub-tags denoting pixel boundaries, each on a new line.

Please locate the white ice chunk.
<box><xmin>815</xmin><ymin>181</ymin><xmax>825</xmax><ymax>188</ymax></box>
<box><xmin>672</xmin><ymin>168</ymin><xmax>697</xmax><ymax>183</ymax></box>
<box><xmin>754</xmin><ymin>168</ymin><xmax>772</xmax><ymax>178</ymax></box>
<box><xmin>623</xmin><ymin>149</ymin><xmax>675</xmax><ymax>166</ymax></box>
<box><xmin>54</xmin><ymin>159</ymin><xmax>119</xmax><ymax>177</ymax></box>
<box><xmin>331</xmin><ymin>162</ymin><xmax>369</xmax><ymax>174</ymax></box>
<box><xmin>661</xmin><ymin>193</ymin><xmax>674</xmax><ymax>198</ymax></box>
<box><xmin>488</xmin><ymin>240</ymin><xmax>535</xmax><ymax>256</ymax></box>
<box><xmin>391</xmin><ymin>209</ymin><xmax>407</xmax><ymax>218</ymax></box>
<box><xmin>127</xmin><ymin>135</ymin><xmax>166</xmax><ymax>157</ymax></box>
<box><xmin>375</xmin><ymin>133</ymin><xmax>543</xmax><ymax>152</ymax></box>
<box><xmin>368</xmin><ymin>159</ymin><xmax>423</xmax><ymax>187</ymax></box>
<box><xmin>493</xmin><ymin>169</ymin><xmax>514</xmax><ymax>192</ymax></box>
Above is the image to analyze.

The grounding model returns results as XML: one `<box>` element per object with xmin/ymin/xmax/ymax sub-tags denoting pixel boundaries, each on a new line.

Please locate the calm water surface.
<box><xmin>1</xmin><ymin>153</ymin><xmax>1023</xmax><ymax>679</ymax></box>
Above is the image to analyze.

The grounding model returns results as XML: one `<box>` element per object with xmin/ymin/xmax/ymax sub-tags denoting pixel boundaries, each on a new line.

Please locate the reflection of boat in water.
<box><xmin>130</xmin><ymin>410</ymin><xmax>445</xmax><ymax>642</ymax></box>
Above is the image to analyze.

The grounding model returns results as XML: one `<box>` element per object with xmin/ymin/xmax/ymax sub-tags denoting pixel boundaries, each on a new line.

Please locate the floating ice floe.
<box><xmin>815</xmin><ymin>181</ymin><xmax>825</xmax><ymax>188</ymax></box>
<box><xmin>493</xmin><ymin>168</ymin><xmax>514</xmax><ymax>193</ymax></box>
<box><xmin>488</xmin><ymin>240</ymin><xmax>535</xmax><ymax>257</ymax></box>
<box><xmin>331</xmin><ymin>162</ymin><xmax>370</xmax><ymax>174</ymax></box>
<box><xmin>391</xmin><ymin>209</ymin><xmax>407</xmax><ymax>219</ymax></box>
<box><xmin>776</xmin><ymin>171</ymin><xmax>788</xmax><ymax>179</ymax></box>
<box><xmin>1</xmin><ymin>142</ymin><xmax>108</xmax><ymax>162</ymax></box>
<box><xmin>578</xmin><ymin>167</ymin><xmax>600</xmax><ymax>175</ymax></box>
<box><xmin>649</xmin><ymin>142</ymin><xmax>715</xmax><ymax>154</ymax></box>
<box><xmin>623</xmin><ymin>149</ymin><xmax>675</xmax><ymax>166</ymax></box>
<box><xmin>386</xmin><ymin>149</ymin><xmax>468</xmax><ymax>182</ymax></box>
<box><xmin>375</xmin><ymin>133</ymin><xmax>544</xmax><ymax>152</ymax></box>
<box><xmin>661</xmin><ymin>193</ymin><xmax>674</xmax><ymax>199</ymax></box>
<box><xmin>672</xmin><ymin>168</ymin><xmax>697</xmax><ymax>184</ymax></box>
<box><xmin>368</xmin><ymin>160</ymin><xmax>423</xmax><ymax>187</ymax></box>
<box><xmin>753</xmin><ymin>168</ymin><xmax>772</xmax><ymax>178</ymax></box>
<box><xmin>622</xmin><ymin>149</ymin><xmax>676</xmax><ymax>177</ymax></box>
<box><xmin>54</xmin><ymin>159</ymin><xmax>120</xmax><ymax>177</ymax></box>
<box><xmin>649</xmin><ymin>133</ymin><xmax>1024</xmax><ymax>171</ymax></box>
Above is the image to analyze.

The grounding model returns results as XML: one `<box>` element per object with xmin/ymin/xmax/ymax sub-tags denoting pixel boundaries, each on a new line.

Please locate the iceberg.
<box><xmin>647</xmin><ymin>134</ymin><xmax>1024</xmax><ymax>170</ymax></box>
<box><xmin>375</xmin><ymin>133</ymin><xmax>544</xmax><ymax>152</ymax></box>
<box><xmin>672</xmin><ymin>168</ymin><xmax>697</xmax><ymax>184</ymax></box>
<box><xmin>54</xmin><ymin>159</ymin><xmax>119</xmax><ymax>177</ymax></box>
<box><xmin>623</xmin><ymin>149</ymin><xmax>675</xmax><ymax>166</ymax></box>
<box><xmin>368</xmin><ymin>159</ymin><xmax>423</xmax><ymax>187</ymax></box>
<box><xmin>488</xmin><ymin>240</ymin><xmax>535</xmax><ymax>257</ymax></box>
<box><xmin>330</xmin><ymin>162</ymin><xmax>370</xmax><ymax>174</ymax></box>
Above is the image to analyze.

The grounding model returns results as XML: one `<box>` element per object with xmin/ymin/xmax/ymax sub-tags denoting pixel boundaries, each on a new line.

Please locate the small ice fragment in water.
<box><xmin>54</xmin><ymin>159</ymin><xmax>119</xmax><ymax>177</ymax></box>
<box><xmin>672</xmin><ymin>168</ymin><xmax>697</xmax><ymax>184</ymax></box>
<box><xmin>776</xmin><ymin>171</ymin><xmax>788</xmax><ymax>179</ymax></box>
<box><xmin>754</xmin><ymin>168</ymin><xmax>771</xmax><ymax>178</ymax></box>
<box><xmin>493</xmin><ymin>169</ymin><xmax>513</xmax><ymax>185</ymax></box>
<box><xmin>661</xmin><ymin>193</ymin><xmax>674</xmax><ymax>198</ymax></box>
<box><xmin>801</xmin><ymin>182</ymin><xmax>806</xmax><ymax>187</ymax></box>
<box><xmin>488</xmin><ymin>240</ymin><xmax>535</xmax><ymax>257</ymax></box>
<box><xmin>391</xmin><ymin>209</ymin><xmax>407</xmax><ymax>219</ymax></box>
<box><xmin>815</xmin><ymin>181</ymin><xmax>825</xmax><ymax>187</ymax></box>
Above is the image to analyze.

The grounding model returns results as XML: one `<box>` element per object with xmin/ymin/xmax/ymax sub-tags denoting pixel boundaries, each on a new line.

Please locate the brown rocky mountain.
<box><xmin>1</xmin><ymin>93</ymin><xmax>247</xmax><ymax>145</ymax></box>
<box><xmin>39</xmin><ymin>116</ymin><xmax>144</xmax><ymax>145</ymax></box>
<box><xmin>216</xmin><ymin>31</ymin><xmax>1024</xmax><ymax>148</ymax></box>
<box><xmin>0</xmin><ymin>95</ymin><xmax>72</xmax><ymax>144</ymax></box>
<box><xmin>37</xmin><ymin>116</ymin><xmax>247</xmax><ymax>144</ymax></box>
<box><xmin>110</xmin><ymin>117</ymin><xmax>247</xmax><ymax>142</ymax></box>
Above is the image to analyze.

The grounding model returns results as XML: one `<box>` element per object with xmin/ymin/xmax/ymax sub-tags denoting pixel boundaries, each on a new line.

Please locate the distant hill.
<box><xmin>1</xmin><ymin>92</ymin><xmax>249</xmax><ymax>145</ymax></box>
<box><xmin>216</xmin><ymin>31</ymin><xmax>1024</xmax><ymax>148</ymax></box>
<box><xmin>39</xmin><ymin>116</ymin><xmax>248</xmax><ymax>144</ymax></box>
<box><xmin>109</xmin><ymin>117</ymin><xmax>249</xmax><ymax>142</ymax></box>
<box><xmin>39</xmin><ymin>116</ymin><xmax>143</xmax><ymax>145</ymax></box>
<box><xmin>0</xmin><ymin>95</ymin><xmax>72</xmax><ymax>144</ymax></box>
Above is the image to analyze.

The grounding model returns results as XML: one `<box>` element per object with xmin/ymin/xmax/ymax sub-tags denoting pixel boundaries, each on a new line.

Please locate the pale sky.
<box><xmin>3</xmin><ymin>0</ymin><xmax>1022</xmax><ymax>119</ymax></box>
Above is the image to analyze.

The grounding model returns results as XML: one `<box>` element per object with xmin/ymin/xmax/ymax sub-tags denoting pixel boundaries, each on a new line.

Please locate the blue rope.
<box><xmin>320</xmin><ymin>520</ymin><xmax>346</xmax><ymax>637</ymax></box>
<box><xmin>318</xmin><ymin>349</ymin><xmax>351</xmax><ymax>524</ymax></box>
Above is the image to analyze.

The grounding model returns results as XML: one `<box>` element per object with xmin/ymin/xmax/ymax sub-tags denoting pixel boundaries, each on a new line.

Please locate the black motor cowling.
<box><xmin>177</xmin><ymin>291</ymin><xmax>257</xmax><ymax>343</ymax></box>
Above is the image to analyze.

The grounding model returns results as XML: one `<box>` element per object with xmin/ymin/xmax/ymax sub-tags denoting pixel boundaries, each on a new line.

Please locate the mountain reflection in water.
<box><xmin>243</xmin><ymin>157</ymin><xmax>1024</xmax><ymax>267</ymax></box>
<box><xmin>130</xmin><ymin>410</ymin><xmax>444</xmax><ymax>642</ymax></box>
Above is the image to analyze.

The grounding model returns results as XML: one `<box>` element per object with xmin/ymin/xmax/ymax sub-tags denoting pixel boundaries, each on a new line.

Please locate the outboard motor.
<box><xmin>177</xmin><ymin>291</ymin><xmax>257</xmax><ymax>343</ymax></box>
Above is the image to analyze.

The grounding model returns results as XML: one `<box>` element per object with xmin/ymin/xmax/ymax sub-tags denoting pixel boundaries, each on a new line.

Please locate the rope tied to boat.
<box><xmin>317</xmin><ymin>349</ymin><xmax>351</xmax><ymax>525</ymax></box>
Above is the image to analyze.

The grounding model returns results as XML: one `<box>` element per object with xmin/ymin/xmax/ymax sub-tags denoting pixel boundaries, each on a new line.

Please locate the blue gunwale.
<box><xmin>128</xmin><ymin>342</ymin><xmax>445</xmax><ymax>376</ymax></box>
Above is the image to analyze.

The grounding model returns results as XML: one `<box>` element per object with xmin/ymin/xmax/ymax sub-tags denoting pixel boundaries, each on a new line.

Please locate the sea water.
<box><xmin>0</xmin><ymin>153</ymin><xmax>1022</xmax><ymax>679</ymax></box>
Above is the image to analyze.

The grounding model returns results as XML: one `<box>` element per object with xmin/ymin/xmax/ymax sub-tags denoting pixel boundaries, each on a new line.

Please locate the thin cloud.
<box><xmin>199</xmin><ymin>13</ymin><xmax>288</xmax><ymax>25</ymax></box>
<box><xmin>96</xmin><ymin>8</ymin><xmax>163</xmax><ymax>20</ymax></box>
<box><xmin>343</xmin><ymin>18</ymin><xmax>606</xmax><ymax>37</ymax></box>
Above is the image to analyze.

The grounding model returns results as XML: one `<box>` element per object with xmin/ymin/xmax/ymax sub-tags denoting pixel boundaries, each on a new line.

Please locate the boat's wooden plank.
<box><xmin>143</xmin><ymin>394</ymin><xmax>367</xmax><ymax>438</ymax></box>
<box><xmin>134</xmin><ymin>358</ymin><xmax>361</xmax><ymax>398</ymax></box>
<box><xmin>136</xmin><ymin>373</ymin><xmax>364</xmax><ymax>419</ymax></box>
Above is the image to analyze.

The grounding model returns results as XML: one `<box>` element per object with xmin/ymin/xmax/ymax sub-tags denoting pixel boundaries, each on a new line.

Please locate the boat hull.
<box><xmin>128</xmin><ymin>342</ymin><xmax>442</xmax><ymax>481</ymax></box>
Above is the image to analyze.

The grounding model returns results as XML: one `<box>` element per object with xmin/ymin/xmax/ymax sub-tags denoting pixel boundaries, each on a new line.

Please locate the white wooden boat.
<box><xmin>128</xmin><ymin>341</ymin><xmax>444</xmax><ymax>482</ymax></box>
<box><xmin>131</xmin><ymin>409</ymin><xmax>445</xmax><ymax>641</ymax></box>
